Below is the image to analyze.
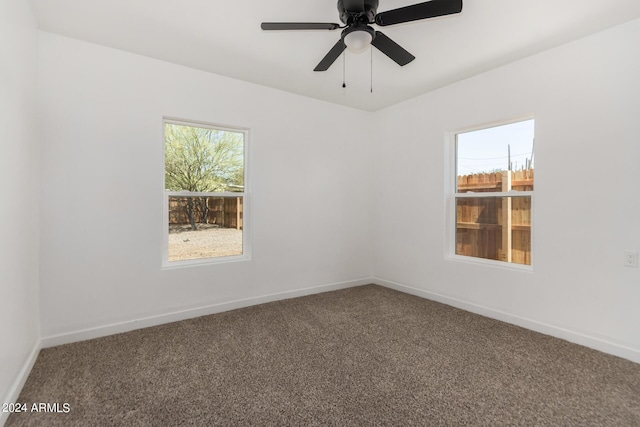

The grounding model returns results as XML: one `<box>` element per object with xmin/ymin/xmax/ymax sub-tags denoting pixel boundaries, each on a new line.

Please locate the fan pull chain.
<box><xmin>370</xmin><ymin>46</ymin><xmax>373</xmax><ymax>93</ymax></box>
<box><xmin>342</xmin><ymin>50</ymin><xmax>346</xmax><ymax>88</ymax></box>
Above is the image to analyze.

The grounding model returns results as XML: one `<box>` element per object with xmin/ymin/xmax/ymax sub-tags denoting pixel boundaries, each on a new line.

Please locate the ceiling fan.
<box><xmin>261</xmin><ymin>0</ymin><xmax>463</xmax><ymax>72</ymax></box>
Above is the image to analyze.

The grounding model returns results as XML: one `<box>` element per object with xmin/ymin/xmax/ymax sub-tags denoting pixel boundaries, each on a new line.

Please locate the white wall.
<box><xmin>0</xmin><ymin>0</ymin><xmax>41</xmax><ymax>412</ymax></box>
<box><xmin>37</xmin><ymin>33</ymin><xmax>375</xmax><ymax>340</ymax></box>
<box><xmin>373</xmin><ymin>18</ymin><xmax>640</xmax><ymax>361</ymax></box>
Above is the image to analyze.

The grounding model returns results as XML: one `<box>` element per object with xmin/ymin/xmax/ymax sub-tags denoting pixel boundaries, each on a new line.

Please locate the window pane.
<box><xmin>456</xmin><ymin>119</ymin><xmax>534</xmax><ymax>193</ymax></box>
<box><xmin>168</xmin><ymin>195</ymin><xmax>243</xmax><ymax>261</ymax></box>
<box><xmin>164</xmin><ymin>123</ymin><xmax>244</xmax><ymax>193</ymax></box>
<box><xmin>455</xmin><ymin>196</ymin><xmax>531</xmax><ymax>265</ymax></box>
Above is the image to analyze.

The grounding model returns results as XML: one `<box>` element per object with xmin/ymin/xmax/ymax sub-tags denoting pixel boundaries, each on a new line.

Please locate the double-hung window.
<box><xmin>163</xmin><ymin>118</ymin><xmax>249</xmax><ymax>267</ymax></box>
<box><xmin>452</xmin><ymin>118</ymin><xmax>534</xmax><ymax>266</ymax></box>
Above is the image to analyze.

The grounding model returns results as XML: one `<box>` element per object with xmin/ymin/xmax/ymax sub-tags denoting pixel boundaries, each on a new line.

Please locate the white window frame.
<box><xmin>161</xmin><ymin>117</ymin><xmax>251</xmax><ymax>269</ymax></box>
<box><xmin>445</xmin><ymin>116</ymin><xmax>534</xmax><ymax>271</ymax></box>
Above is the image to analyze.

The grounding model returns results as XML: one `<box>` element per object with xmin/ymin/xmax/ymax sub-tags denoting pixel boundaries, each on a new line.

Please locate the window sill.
<box><xmin>162</xmin><ymin>254</ymin><xmax>251</xmax><ymax>270</ymax></box>
<box><xmin>445</xmin><ymin>254</ymin><xmax>533</xmax><ymax>272</ymax></box>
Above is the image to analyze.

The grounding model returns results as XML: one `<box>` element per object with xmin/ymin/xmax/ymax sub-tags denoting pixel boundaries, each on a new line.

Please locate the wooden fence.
<box><xmin>456</xmin><ymin>170</ymin><xmax>533</xmax><ymax>265</ymax></box>
<box><xmin>169</xmin><ymin>196</ymin><xmax>243</xmax><ymax>230</ymax></box>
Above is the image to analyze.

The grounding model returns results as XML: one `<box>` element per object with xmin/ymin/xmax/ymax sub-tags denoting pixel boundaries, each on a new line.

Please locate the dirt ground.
<box><xmin>168</xmin><ymin>224</ymin><xmax>242</xmax><ymax>261</ymax></box>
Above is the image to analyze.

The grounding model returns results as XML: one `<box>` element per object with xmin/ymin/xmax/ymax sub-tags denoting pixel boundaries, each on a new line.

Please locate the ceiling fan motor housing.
<box><xmin>338</xmin><ymin>0</ymin><xmax>379</xmax><ymax>25</ymax></box>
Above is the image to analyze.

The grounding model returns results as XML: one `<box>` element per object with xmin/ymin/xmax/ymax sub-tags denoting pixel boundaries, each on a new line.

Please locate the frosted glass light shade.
<box><xmin>344</xmin><ymin>30</ymin><xmax>372</xmax><ymax>53</ymax></box>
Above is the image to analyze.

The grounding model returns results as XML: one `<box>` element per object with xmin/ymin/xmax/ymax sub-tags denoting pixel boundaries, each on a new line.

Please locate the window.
<box><xmin>451</xmin><ymin>118</ymin><xmax>534</xmax><ymax>266</ymax></box>
<box><xmin>163</xmin><ymin>119</ymin><xmax>248</xmax><ymax>267</ymax></box>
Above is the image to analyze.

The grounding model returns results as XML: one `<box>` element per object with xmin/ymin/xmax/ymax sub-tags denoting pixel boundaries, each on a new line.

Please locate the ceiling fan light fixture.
<box><xmin>344</xmin><ymin>29</ymin><xmax>373</xmax><ymax>54</ymax></box>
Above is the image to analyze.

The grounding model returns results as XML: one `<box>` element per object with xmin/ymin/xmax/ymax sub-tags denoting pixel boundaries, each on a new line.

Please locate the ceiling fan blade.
<box><xmin>261</xmin><ymin>22</ymin><xmax>341</xmax><ymax>31</ymax></box>
<box><xmin>371</xmin><ymin>31</ymin><xmax>415</xmax><ymax>66</ymax></box>
<box><xmin>375</xmin><ymin>0</ymin><xmax>463</xmax><ymax>26</ymax></box>
<box><xmin>343</xmin><ymin>0</ymin><xmax>365</xmax><ymax>13</ymax></box>
<box><xmin>314</xmin><ymin>40</ymin><xmax>346</xmax><ymax>72</ymax></box>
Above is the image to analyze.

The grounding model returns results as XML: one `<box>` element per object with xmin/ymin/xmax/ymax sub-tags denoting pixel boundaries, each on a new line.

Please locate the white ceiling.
<box><xmin>30</xmin><ymin>0</ymin><xmax>640</xmax><ymax>111</ymax></box>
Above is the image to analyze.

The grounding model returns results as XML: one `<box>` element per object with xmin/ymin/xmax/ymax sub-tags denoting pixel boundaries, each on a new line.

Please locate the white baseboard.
<box><xmin>374</xmin><ymin>277</ymin><xmax>640</xmax><ymax>364</ymax></box>
<box><xmin>1</xmin><ymin>341</ymin><xmax>41</xmax><ymax>427</ymax></box>
<box><xmin>41</xmin><ymin>277</ymin><xmax>374</xmax><ymax>349</ymax></box>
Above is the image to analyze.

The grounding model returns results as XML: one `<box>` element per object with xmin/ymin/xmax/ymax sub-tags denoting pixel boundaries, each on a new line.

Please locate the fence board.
<box><xmin>169</xmin><ymin>196</ymin><xmax>243</xmax><ymax>230</ymax></box>
<box><xmin>456</xmin><ymin>170</ymin><xmax>532</xmax><ymax>265</ymax></box>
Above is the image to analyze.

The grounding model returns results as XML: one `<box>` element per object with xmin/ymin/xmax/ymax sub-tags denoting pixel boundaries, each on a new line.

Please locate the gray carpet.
<box><xmin>7</xmin><ymin>285</ymin><xmax>640</xmax><ymax>426</ymax></box>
